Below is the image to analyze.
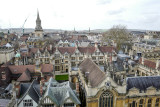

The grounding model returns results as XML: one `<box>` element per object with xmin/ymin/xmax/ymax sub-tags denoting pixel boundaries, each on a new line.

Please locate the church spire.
<box><xmin>35</xmin><ymin>9</ymin><xmax>43</xmax><ymax>31</ymax></box>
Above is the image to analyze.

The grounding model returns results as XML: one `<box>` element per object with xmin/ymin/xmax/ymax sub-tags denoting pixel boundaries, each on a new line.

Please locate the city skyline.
<box><xmin>0</xmin><ymin>0</ymin><xmax>160</xmax><ymax>30</ymax></box>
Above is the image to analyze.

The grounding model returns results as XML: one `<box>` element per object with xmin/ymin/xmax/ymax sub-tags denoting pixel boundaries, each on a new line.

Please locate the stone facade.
<box><xmin>0</xmin><ymin>46</ymin><xmax>14</xmax><ymax>64</ymax></box>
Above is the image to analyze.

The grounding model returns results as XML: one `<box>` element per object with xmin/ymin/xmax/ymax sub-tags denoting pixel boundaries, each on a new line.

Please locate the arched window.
<box><xmin>129</xmin><ymin>101</ymin><xmax>137</xmax><ymax>107</ymax></box>
<box><xmin>139</xmin><ymin>99</ymin><xmax>143</xmax><ymax>107</ymax></box>
<box><xmin>99</xmin><ymin>91</ymin><xmax>113</xmax><ymax>107</ymax></box>
<box><xmin>147</xmin><ymin>99</ymin><xmax>152</xmax><ymax>107</ymax></box>
<box><xmin>155</xmin><ymin>98</ymin><xmax>160</xmax><ymax>107</ymax></box>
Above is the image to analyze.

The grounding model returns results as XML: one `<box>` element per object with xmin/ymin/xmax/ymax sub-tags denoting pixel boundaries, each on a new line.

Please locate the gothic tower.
<box><xmin>35</xmin><ymin>10</ymin><xmax>43</xmax><ymax>38</ymax></box>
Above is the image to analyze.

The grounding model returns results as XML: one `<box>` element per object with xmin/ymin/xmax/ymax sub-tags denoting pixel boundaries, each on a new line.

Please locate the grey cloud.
<box><xmin>107</xmin><ymin>8</ymin><xmax>125</xmax><ymax>15</ymax></box>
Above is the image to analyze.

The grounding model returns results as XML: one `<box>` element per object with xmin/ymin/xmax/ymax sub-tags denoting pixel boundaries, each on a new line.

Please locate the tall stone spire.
<box><xmin>35</xmin><ymin>10</ymin><xmax>43</xmax><ymax>31</ymax></box>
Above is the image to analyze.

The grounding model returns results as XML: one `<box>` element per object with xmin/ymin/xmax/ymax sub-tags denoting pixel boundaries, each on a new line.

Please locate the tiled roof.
<box><xmin>78</xmin><ymin>47</ymin><xmax>96</xmax><ymax>54</ymax></box>
<box><xmin>8</xmin><ymin>64</ymin><xmax>53</xmax><ymax>74</ymax></box>
<box><xmin>139</xmin><ymin>58</ymin><xmax>156</xmax><ymax>69</ymax></box>
<box><xmin>79</xmin><ymin>58</ymin><xmax>106</xmax><ymax>88</ymax></box>
<box><xmin>58</xmin><ymin>47</ymin><xmax>76</xmax><ymax>54</ymax></box>
<box><xmin>20</xmin><ymin>36</ymin><xmax>28</xmax><ymax>41</ymax></box>
<box><xmin>8</xmin><ymin>65</ymin><xmax>35</xmax><ymax>74</ymax></box>
<box><xmin>29</xmin><ymin>48</ymin><xmax>38</xmax><ymax>54</ymax></box>
<box><xmin>98</xmin><ymin>46</ymin><xmax>116</xmax><ymax>53</ymax></box>
<box><xmin>41</xmin><ymin>64</ymin><xmax>53</xmax><ymax>73</ymax></box>
<box><xmin>127</xmin><ymin>76</ymin><xmax>160</xmax><ymax>91</ymax></box>
<box><xmin>17</xmin><ymin>69</ymin><xmax>31</xmax><ymax>82</ymax></box>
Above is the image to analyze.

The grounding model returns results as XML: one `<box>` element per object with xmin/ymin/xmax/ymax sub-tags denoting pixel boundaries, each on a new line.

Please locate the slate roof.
<box><xmin>0</xmin><ymin>99</ymin><xmax>10</xmax><ymax>107</ymax></box>
<box><xmin>43</xmin><ymin>78</ymin><xmax>80</xmax><ymax>106</ymax></box>
<box><xmin>126</xmin><ymin>76</ymin><xmax>160</xmax><ymax>91</ymax></box>
<box><xmin>79</xmin><ymin>58</ymin><xmax>106</xmax><ymax>88</ymax></box>
<box><xmin>18</xmin><ymin>80</ymin><xmax>40</xmax><ymax>104</ymax></box>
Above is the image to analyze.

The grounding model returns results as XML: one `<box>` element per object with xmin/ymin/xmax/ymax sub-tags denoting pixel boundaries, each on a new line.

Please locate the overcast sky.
<box><xmin>0</xmin><ymin>0</ymin><xmax>160</xmax><ymax>30</ymax></box>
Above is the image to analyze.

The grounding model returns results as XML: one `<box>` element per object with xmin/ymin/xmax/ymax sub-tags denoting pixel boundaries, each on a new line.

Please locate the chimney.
<box><xmin>40</xmin><ymin>73</ymin><xmax>44</xmax><ymax>95</ymax></box>
<box><xmin>50</xmin><ymin>44</ymin><xmax>52</xmax><ymax>50</ymax></box>
<box><xmin>156</xmin><ymin>59</ymin><xmax>160</xmax><ymax>70</ymax></box>
<box><xmin>95</xmin><ymin>42</ymin><xmax>98</xmax><ymax>48</ymax></box>
<box><xmin>76</xmin><ymin>82</ymin><xmax>79</xmax><ymax>95</ymax></box>
<box><xmin>142</xmin><ymin>55</ymin><xmax>144</xmax><ymax>65</ymax></box>
<box><xmin>75</xmin><ymin>42</ymin><xmax>78</xmax><ymax>48</ymax></box>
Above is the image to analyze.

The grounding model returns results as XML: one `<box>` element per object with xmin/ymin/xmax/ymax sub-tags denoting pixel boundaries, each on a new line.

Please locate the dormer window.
<box><xmin>1</xmin><ymin>72</ymin><xmax>6</xmax><ymax>80</ymax></box>
<box><xmin>23</xmin><ymin>99</ymin><xmax>33</xmax><ymax>107</ymax></box>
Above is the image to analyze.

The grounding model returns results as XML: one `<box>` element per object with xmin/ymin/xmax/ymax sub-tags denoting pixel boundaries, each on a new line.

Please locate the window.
<box><xmin>92</xmin><ymin>57</ymin><xmax>96</xmax><ymax>60</ymax></box>
<box><xmin>42</xmin><ymin>104</ymin><xmax>54</xmax><ymax>107</ymax></box>
<box><xmin>55</xmin><ymin>66</ymin><xmax>60</xmax><ymax>71</ymax></box>
<box><xmin>147</xmin><ymin>99</ymin><xmax>152</xmax><ymax>107</ymax></box>
<box><xmin>55</xmin><ymin>54</ymin><xmax>60</xmax><ymax>57</ymax></box>
<box><xmin>71</xmin><ymin>57</ymin><xmax>75</xmax><ymax>60</ymax></box>
<box><xmin>99</xmin><ymin>61</ymin><xmax>103</xmax><ymax>65</ymax></box>
<box><xmin>79</xmin><ymin>57</ymin><xmax>83</xmax><ymax>60</ymax></box>
<box><xmin>65</xmin><ymin>61</ymin><xmax>68</xmax><ymax>63</ymax></box>
<box><xmin>99</xmin><ymin>91</ymin><xmax>113</xmax><ymax>107</ymax></box>
<box><xmin>155</xmin><ymin>98</ymin><xmax>160</xmax><ymax>107</ymax></box>
<box><xmin>100</xmin><ymin>56</ymin><xmax>103</xmax><ymax>59</ymax></box>
<box><xmin>129</xmin><ymin>101</ymin><xmax>137</xmax><ymax>107</ymax></box>
<box><xmin>64</xmin><ymin>103</ymin><xmax>74</xmax><ymax>107</ymax></box>
<box><xmin>55</xmin><ymin>60</ymin><xmax>59</xmax><ymax>64</ymax></box>
<box><xmin>95</xmin><ymin>52</ymin><xmax>98</xmax><ymax>55</ymax></box>
<box><xmin>1</xmin><ymin>72</ymin><xmax>6</xmax><ymax>80</ymax></box>
<box><xmin>139</xmin><ymin>99</ymin><xmax>143</xmax><ymax>107</ymax></box>
<box><xmin>71</xmin><ymin>62</ymin><xmax>76</xmax><ymax>66</ymax></box>
<box><xmin>23</xmin><ymin>99</ymin><xmax>33</xmax><ymax>107</ymax></box>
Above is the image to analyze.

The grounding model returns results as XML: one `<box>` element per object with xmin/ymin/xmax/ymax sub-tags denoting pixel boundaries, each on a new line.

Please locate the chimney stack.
<box><xmin>156</xmin><ymin>59</ymin><xmax>160</xmax><ymax>70</ymax></box>
<box><xmin>76</xmin><ymin>82</ymin><xmax>79</xmax><ymax>95</ymax></box>
<box><xmin>40</xmin><ymin>73</ymin><xmax>44</xmax><ymax>95</ymax></box>
<box><xmin>142</xmin><ymin>55</ymin><xmax>144</xmax><ymax>65</ymax></box>
<box><xmin>50</xmin><ymin>44</ymin><xmax>52</xmax><ymax>50</ymax></box>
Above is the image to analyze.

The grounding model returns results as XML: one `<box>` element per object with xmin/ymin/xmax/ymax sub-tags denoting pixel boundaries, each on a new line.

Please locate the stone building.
<box><xmin>0</xmin><ymin>44</ymin><xmax>14</xmax><ymax>64</ymax></box>
<box><xmin>76</xmin><ymin>58</ymin><xmax>160</xmax><ymax>107</ymax></box>
<box><xmin>7</xmin><ymin>77</ymin><xmax>80</xmax><ymax>107</ymax></box>
<box><xmin>27</xmin><ymin>10</ymin><xmax>46</xmax><ymax>48</ymax></box>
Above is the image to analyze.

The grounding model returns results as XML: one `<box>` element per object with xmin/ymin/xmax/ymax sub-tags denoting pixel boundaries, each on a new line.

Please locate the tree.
<box><xmin>103</xmin><ymin>25</ymin><xmax>131</xmax><ymax>51</ymax></box>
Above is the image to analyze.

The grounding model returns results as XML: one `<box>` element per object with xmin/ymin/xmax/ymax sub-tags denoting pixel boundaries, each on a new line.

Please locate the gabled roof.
<box><xmin>8</xmin><ymin>65</ymin><xmax>35</xmax><ymax>74</ymax></box>
<box><xmin>58</xmin><ymin>47</ymin><xmax>76</xmax><ymax>54</ymax></box>
<box><xmin>127</xmin><ymin>76</ymin><xmax>160</xmax><ymax>91</ymax></box>
<box><xmin>8</xmin><ymin>64</ymin><xmax>53</xmax><ymax>74</ymax></box>
<box><xmin>79</xmin><ymin>58</ymin><xmax>106</xmax><ymax>88</ymax></box>
<box><xmin>29</xmin><ymin>48</ymin><xmax>38</xmax><ymax>54</ymax></box>
<box><xmin>98</xmin><ymin>46</ymin><xmax>115</xmax><ymax>53</ymax></box>
<box><xmin>78</xmin><ymin>47</ymin><xmax>96</xmax><ymax>54</ymax></box>
<box><xmin>18</xmin><ymin>80</ymin><xmax>40</xmax><ymax>104</ymax></box>
<box><xmin>43</xmin><ymin>78</ymin><xmax>80</xmax><ymax>106</ymax></box>
<box><xmin>41</xmin><ymin>64</ymin><xmax>53</xmax><ymax>73</ymax></box>
<box><xmin>139</xmin><ymin>58</ymin><xmax>157</xmax><ymax>69</ymax></box>
<box><xmin>17</xmin><ymin>69</ymin><xmax>31</xmax><ymax>82</ymax></box>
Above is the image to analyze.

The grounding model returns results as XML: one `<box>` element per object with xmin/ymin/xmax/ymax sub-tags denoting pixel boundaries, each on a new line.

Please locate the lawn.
<box><xmin>55</xmin><ymin>74</ymin><xmax>69</xmax><ymax>80</ymax></box>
